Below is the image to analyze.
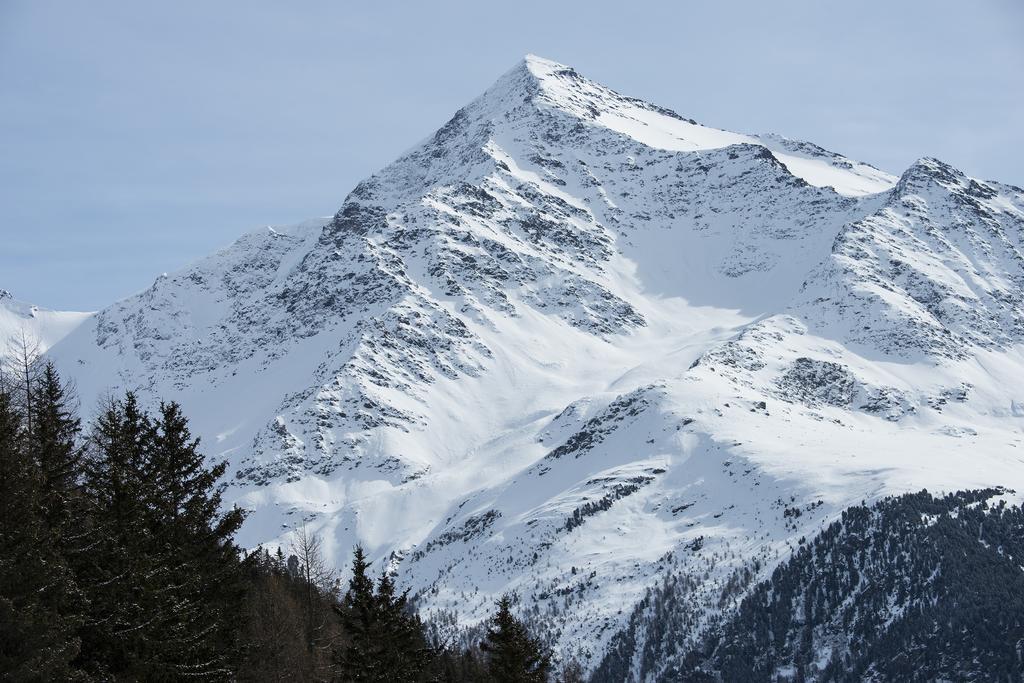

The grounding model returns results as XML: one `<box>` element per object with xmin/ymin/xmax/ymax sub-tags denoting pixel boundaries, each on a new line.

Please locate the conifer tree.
<box><xmin>25</xmin><ymin>362</ymin><xmax>88</xmax><ymax>674</ymax></box>
<box><xmin>76</xmin><ymin>392</ymin><xmax>160</xmax><ymax>678</ymax></box>
<box><xmin>481</xmin><ymin>595</ymin><xmax>552</xmax><ymax>683</ymax></box>
<box><xmin>77</xmin><ymin>394</ymin><xmax>247</xmax><ymax>679</ymax></box>
<box><xmin>0</xmin><ymin>380</ymin><xmax>82</xmax><ymax>679</ymax></box>
<box><xmin>26</xmin><ymin>361</ymin><xmax>85</xmax><ymax>541</ymax></box>
<box><xmin>337</xmin><ymin>545</ymin><xmax>432</xmax><ymax>681</ymax></box>
<box><xmin>372</xmin><ymin>569</ymin><xmax>432</xmax><ymax>680</ymax></box>
<box><xmin>338</xmin><ymin>545</ymin><xmax>381</xmax><ymax>680</ymax></box>
<box><xmin>146</xmin><ymin>400</ymin><xmax>247</xmax><ymax>677</ymax></box>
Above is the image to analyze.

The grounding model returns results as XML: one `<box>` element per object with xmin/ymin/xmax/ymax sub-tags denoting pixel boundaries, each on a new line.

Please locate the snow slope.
<box><xmin>47</xmin><ymin>55</ymin><xmax>1024</xmax><ymax>673</ymax></box>
<box><xmin>0</xmin><ymin>289</ymin><xmax>92</xmax><ymax>358</ymax></box>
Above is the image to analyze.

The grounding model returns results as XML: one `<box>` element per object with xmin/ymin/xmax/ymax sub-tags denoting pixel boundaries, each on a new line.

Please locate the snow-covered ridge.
<box><xmin>518</xmin><ymin>54</ymin><xmax>897</xmax><ymax>196</ymax></box>
<box><xmin>0</xmin><ymin>290</ymin><xmax>92</xmax><ymax>356</ymax></box>
<box><xmin>45</xmin><ymin>55</ymin><xmax>1024</xmax><ymax>672</ymax></box>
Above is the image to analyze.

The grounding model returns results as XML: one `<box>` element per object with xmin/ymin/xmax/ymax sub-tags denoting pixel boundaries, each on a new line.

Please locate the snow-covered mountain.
<box><xmin>47</xmin><ymin>55</ymin><xmax>1024</xmax><ymax>675</ymax></box>
<box><xmin>0</xmin><ymin>289</ymin><xmax>91</xmax><ymax>358</ymax></box>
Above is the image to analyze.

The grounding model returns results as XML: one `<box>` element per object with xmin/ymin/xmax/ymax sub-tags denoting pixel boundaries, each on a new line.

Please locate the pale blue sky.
<box><xmin>2</xmin><ymin>0</ymin><xmax>1022</xmax><ymax>310</ymax></box>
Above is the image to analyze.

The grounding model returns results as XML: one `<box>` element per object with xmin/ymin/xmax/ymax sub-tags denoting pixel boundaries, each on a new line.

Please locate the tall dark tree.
<box><xmin>75</xmin><ymin>392</ymin><xmax>160</xmax><ymax>678</ymax></box>
<box><xmin>26</xmin><ymin>361</ymin><xmax>85</xmax><ymax>538</ymax></box>
<box><xmin>145</xmin><ymin>400</ymin><xmax>248</xmax><ymax>677</ymax></box>
<box><xmin>480</xmin><ymin>595</ymin><xmax>552</xmax><ymax>683</ymax></box>
<box><xmin>0</xmin><ymin>380</ymin><xmax>82</xmax><ymax>679</ymax></box>
<box><xmin>338</xmin><ymin>546</ymin><xmax>385</xmax><ymax>681</ymax></box>
<box><xmin>76</xmin><ymin>394</ymin><xmax>246</xmax><ymax>679</ymax></box>
<box><xmin>337</xmin><ymin>546</ymin><xmax>433</xmax><ymax>681</ymax></box>
<box><xmin>371</xmin><ymin>569</ymin><xmax>432</xmax><ymax>679</ymax></box>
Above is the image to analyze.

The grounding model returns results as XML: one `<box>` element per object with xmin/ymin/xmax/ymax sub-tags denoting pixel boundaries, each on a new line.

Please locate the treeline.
<box><xmin>683</xmin><ymin>488</ymin><xmax>1024</xmax><ymax>682</ymax></box>
<box><xmin>597</xmin><ymin>488</ymin><xmax>1024</xmax><ymax>682</ymax></box>
<box><xmin>0</xmin><ymin>353</ymin><xmax>559</xmax><ymax>681</ymax></box>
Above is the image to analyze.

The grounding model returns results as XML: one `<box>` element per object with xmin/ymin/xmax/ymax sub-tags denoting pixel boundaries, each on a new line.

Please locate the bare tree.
<box><xmin>291</xmin><ymin>524</ymin><xmax>337</xmax><ymax>595</ymax></box>
<box><xmin>290</xmin><ymin>524</ymin><xmax>341</xmax><ymax>678</ymax></box>
<box><xmin>237</xmin><ymin>567</ymin><xmax>310</xmax><ymax>682</ymax></box>
<box><xmin>3</xmin><ymin>328</ymin><xmax>43</xmax><ymax>435</ymax></box>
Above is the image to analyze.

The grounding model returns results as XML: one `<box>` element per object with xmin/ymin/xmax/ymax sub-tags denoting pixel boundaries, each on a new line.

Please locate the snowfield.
<box><xmin>0</xmin><ymin>289</ymin><xmax>91</xmax><ymax>358</ymax></box>
<box><xmin>46</xmin><ymin>55</ymin><xmax>1024</xmax><ymax>675</ymax></box>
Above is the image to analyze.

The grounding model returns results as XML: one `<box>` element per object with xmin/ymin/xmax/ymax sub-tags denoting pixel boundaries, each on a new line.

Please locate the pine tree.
<box><xmin>480</xmin><ymin>595</ymin><xmax>552</xmax><ymax>683</ymax></box>
<box><xmin>336</xmin><ymin>546</ymin><xmax>433</xmax><ymax>681</ymax></box>
<box><xmin>76</xmin><ymin>392</ymin><xmax>160</xmax><ymax>678</ymax></box>
<box><xmin>145</xmin><ymin>400</ymin><xmax>248</xmax><ymax>677</ymax></box>
<box><xmin>26</xmin><ymin>361</ymin><xmax>86</xmax><ymax>546</ymax></box>
<box><xmin>338</xmin><ymin>545</ymin><xmax>382</xmax><ymax>680</ymax></box>
<box><xmin>372</xmin><ymin>569</ymin><xmax>432</xmax><ymax>680</ymax></box>
<box><xmin>76</xmin><ymin>394</ymin><xmax>247</xmax><ymax>679</ymax></box>
<box><xmin>0</xmin><ymin>379</ymin><xmax>83</xmax><ymax>679</ymax></box>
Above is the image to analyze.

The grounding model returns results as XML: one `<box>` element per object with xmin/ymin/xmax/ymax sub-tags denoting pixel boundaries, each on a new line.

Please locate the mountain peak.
<box><xmin>518</xmin><ymin>54</ymin><xmax>593</xmax><ymax>93</ymax></box>
<box><xmin>342</xmin><ymin>55</ymin><xmax>898</xmax><ymax>220</ymax></box>
<box><xmin>893</xmin><ymin>156</ymin><xmax>969</xmax><ymax>197</ymax></box>
<box><xmin>909</xmin><ymin>156</ymin><xmax>962</xmax><ymax>177</ymax></box>
<box><xmin>473</xmin><ymin>53</ymin><xmax>605</xmax><ymax>120</ymax></box>
<box><xmin>441</xmin><ymin>57</ymin><xmax>896</xmax><ymax>198</ymax></box>
<box><xmin>521</xmin><ymin>53</ymin><xmax>572</xmax><ymax>77</ymax></box>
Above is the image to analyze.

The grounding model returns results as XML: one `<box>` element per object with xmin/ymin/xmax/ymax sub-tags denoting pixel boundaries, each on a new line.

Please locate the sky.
<box><xmin>2</xmin><ymin>1</ymin><xmax>1022</xmax><ymax>311</ymax></box>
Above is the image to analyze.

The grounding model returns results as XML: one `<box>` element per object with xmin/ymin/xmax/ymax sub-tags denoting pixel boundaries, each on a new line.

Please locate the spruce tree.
<box><xmin>77</xmin><ymin>394</ymin><xmax>247</xmax><ymax>679</ymax></box>
<box><xmin>480</xmin><ymin>595</ymin><xmax>552</xmax><ymax>683</ymax></box>
<box><xmin>337</xmin><ymin>546</ymin><xmax>433</xmax><ymax>681</ymax></box>
<box><xmin>0</xmin><ymin>380</ymin><xmax>83</xmax><ymax>679</ymax></box>
<box><xmin>26</xmin><ymin>361</ymin><xmax>86</xmax><ymax>550</ymax></box>
<box><xmin>372</xmin><ymin>569</ymin><xmax>432</xmax><ymax>680</ymax></box>
<box><xmin>76</xmin><ymin>392</ymin><xmax>160</xmax><ymax>678</ymax></box>
<box><xmin>146</xmin><ymin>400</ymin><xmax>247</xmax><ymax>677</ymax></box>
<box><xmin>338</xmin><ymin>545</ymin><xmax>381</xmax><ymax>680</ymax></box>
